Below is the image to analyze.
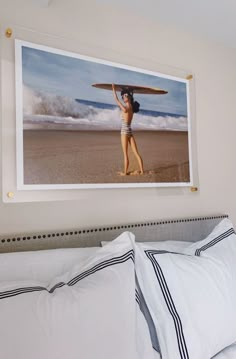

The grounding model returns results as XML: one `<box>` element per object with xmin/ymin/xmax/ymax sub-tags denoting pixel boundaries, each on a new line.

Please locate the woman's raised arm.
<box><xmin>112</xmin><ymin>84</ymin><xmax>127</xmax><ymax>112</ymax></box>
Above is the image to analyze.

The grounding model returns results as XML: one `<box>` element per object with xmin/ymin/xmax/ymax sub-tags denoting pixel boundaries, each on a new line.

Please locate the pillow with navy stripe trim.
<box><xmin>0</xmin><ymin>231</ymin><xmax>153</xmax><ymax>359</ymax></box>
<box><xmin>0</xmin><ymin>247</ymin><xmax>99</xmax><ymax>284</ymax></box>
<box><xmin>183</xmin><ymin>218</ymin><xmax>236</xmax><ymax>259</ymax></box>
<box><xmin>135</xmin><ymin>276</ymin><xmax>160</xmax><ymax>354</ymax></box>
<box><xmin>135</xmin><ymin>286</ymin><xmax>161</xmax><ymax>359</ymax></box>
<box><xmin>134</xmin><ymin>221</ymin><xmax>236</xmax><ymax>359</ymax></box>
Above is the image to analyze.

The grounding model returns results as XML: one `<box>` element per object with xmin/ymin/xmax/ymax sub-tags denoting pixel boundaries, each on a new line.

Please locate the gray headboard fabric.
<box><xmin>0</xmin><ymin>214</ymin><xmax>228</xmax><ymax>253</ymax></box>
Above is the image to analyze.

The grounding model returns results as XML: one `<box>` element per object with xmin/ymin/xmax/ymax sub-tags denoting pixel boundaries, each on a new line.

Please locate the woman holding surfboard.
<box><xmin>112</xmin><ymin>84</ymin><xmax>144</xmax><ymax>176</ymax></box>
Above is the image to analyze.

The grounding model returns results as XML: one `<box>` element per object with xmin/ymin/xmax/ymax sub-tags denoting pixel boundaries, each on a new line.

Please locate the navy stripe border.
<box><xmin>195</xmin><ymin>228</ymin><xmax>235</xmax><ymax>256</ymax></box>
<box><xmin>145</xmin><ymin>250</ymin><xmax>189</xmax><ymax>359</ymax></box>
<box><xmin>0</xmin><ymin>250</ymin><xmax>134</xmax><ymax>300</ymax></box>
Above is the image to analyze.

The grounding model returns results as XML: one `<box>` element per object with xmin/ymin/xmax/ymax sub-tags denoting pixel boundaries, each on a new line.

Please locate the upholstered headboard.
<box><xmin>0</xmin><ymin>214</ymin><xmax>228</xmax><ymax>253</ymax></box>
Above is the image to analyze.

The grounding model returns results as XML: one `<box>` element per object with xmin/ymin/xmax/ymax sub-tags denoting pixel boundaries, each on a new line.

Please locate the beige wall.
<box><xmin>1</xmin><ymin>0</ymin><xmax>236</xmax><ymax>234</ymax></box>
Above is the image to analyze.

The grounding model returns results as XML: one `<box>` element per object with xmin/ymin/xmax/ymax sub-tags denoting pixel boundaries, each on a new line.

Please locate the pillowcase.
<box><xmin>102</xmin><ymin>239</ymin><xmax>192</xmax><ymax>252</ymax></box>
<box><xmin>135</xmin><ymin>272</ymin><xmax>161</xmax><ymax>357</ymax></box>
<box><xmin>135</xmin><ymin>293</ymin><xmax>161</xmax><ymax>359</ymax></box>
<box><xmin>212</xmin><ymin>342</ymin><xmax>236</xmax><ymax>359</ymax></box>
<box><xmin>135</xmin><ymin>240</ymin><xmax>192</xmax><ymax>252</ymax></box>
<box><xmin>135</xmin><ymin>218</ymin><xmax>236</xmax><ymax>359</ymax></box>
<box><xmin>183</xmin><ymin>218</ymin><xmax>236</xmax><ymax>259</ymax></box>
<box><xmin>0</xmin><ymin>232</ymin><xmax>142</xmax><ymax>359</ymax></box>
<box><xmin>0</xmin><ymin>247</ymin><xmax>98</xmax><ymax>283</ymax></box>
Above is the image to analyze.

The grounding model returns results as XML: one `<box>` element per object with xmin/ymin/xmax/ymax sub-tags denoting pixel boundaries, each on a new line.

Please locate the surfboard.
<box><xmin>92</xmin><ymin>83</ymin><xmax>168</xmax><ymax>95</ymax></box>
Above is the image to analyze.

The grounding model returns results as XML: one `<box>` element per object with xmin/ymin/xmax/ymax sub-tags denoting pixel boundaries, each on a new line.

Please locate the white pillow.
<box><xmin>136</xmin><ymin>296</ymin><xmax>160</xmax><ymax>359</ymax></box>
<box><xmin>102</xmin><ymin>240</ymin><xmax>192</xmax><ymax>252</ymax></box>
<box><xmin>212</xmin><ymin>342</ymin><xmax>236</xmax><ymax>359</ymax></box>
<box><xmin>135</xmin><ymin>219</ymin><xmax>236</xmax><ymax>359</ymax></box>
<box><xmin>0</xmin><ymin>247</ymin><xmax>98</xmax><ymax>283</ymax></box>
<box><xmin>183</xmin><ymin>218</ymin><xmax>236</xmax><ymax>259</ymax></box>
<box><xmin>136</xmin><ymin>274</ymin><xmax>161</xmax><ymax>356</ymax></box>
<box><xmin>0</xmin><ymin>232</ymin><xmax>142</xmax><ymax>359</ymax></box>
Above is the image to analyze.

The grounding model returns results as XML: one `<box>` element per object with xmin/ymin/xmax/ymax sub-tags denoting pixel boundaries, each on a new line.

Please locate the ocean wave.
<box><xmin>23</xmin><ymin>85</ymin><xmax>188</xmax><ymax>131</ymax></box>
<box><xmin>23</xmin><ymin>85</ymin><xmax>91</xmax><ymax>118</ymax></box>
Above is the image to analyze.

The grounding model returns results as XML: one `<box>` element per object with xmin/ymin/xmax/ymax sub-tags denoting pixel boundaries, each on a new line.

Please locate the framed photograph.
<box><xmin>15</xmin><ymin>39</ymin><xmax>193</xmax><ymax>190</ymax></box>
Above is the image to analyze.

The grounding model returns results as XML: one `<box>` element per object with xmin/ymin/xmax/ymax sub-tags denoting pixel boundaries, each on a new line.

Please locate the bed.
<box><xmin>1</xmin><ymin>214</ymin><xmax>236</xmax><ymax>359</ymax></box>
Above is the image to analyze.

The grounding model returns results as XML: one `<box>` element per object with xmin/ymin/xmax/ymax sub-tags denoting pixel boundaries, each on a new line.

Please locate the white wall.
<box><xmin>1</xmin><ymin>0</ymin><xmax>236</xmax><ymax>234</ymax></box>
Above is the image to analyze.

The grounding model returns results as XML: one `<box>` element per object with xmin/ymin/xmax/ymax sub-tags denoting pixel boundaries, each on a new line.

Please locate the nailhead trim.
<box><xmin>0</xmin><ymin>215</ymin><xmax>228</xmax><ymax>245</ymax></box>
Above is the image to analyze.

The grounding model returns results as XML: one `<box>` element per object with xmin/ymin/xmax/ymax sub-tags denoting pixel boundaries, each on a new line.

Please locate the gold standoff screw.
<box><xmin>5</xmin><ymin>28</ymin><xmax>13</xmax><ymax>38</ymax></box>
<box><xmin>190</xmin><ymin>187</ymin><xmax>198</xmax><ymax>192</ymax></box>
<box><xmin>186</xmin><ymin>74</ymin><xmax>193</xmax><ymax>80</ymax></box>
<box><xmin>7</xmin><ymin>192</ymin><xmax>14</xmax><ymax>199</ymax></box>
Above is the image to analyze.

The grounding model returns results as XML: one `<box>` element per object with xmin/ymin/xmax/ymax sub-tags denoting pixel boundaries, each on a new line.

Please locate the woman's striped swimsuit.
<box><xmin>121</xmin><ymin>119</ymin><xmax>132</xmax><ymax>137</ymax></box>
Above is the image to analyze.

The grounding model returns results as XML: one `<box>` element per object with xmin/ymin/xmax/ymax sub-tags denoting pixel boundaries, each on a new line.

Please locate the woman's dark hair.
<box><xmin>121</xmin><ymin>89</ymin><xmax>140</xmax><ymax>113</ymax></box>
<box><xmin>132</xmin><ymin>100</ymin><xmax>140</xmax><ymax>113</ymax></box>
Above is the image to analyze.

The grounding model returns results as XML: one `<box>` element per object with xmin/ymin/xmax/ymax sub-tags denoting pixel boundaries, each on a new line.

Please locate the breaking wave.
<box><xmin>23</xmin><ymin>86</ymin><xmax>188</xmax><ymax>131</ymax></box>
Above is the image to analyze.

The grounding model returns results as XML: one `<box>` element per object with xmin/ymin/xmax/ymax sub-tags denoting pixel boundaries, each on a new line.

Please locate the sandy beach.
<box><xmin>23</xmin><ymin>130</ymin><xmax>190</xmax><ymax>185</ymax></box>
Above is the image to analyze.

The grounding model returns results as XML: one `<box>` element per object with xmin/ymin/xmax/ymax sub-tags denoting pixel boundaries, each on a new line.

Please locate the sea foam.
<box><xmin>23</xmin><ymin>85</ymin><xmax>188</xmax><ymax>131</ymax></box>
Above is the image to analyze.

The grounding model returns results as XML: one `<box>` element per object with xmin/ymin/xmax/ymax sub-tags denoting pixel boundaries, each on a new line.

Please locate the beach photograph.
<box><xmin>16</xmin><ymin>40</ymin><xmax>192</xmax><ymax>188</ymax></box>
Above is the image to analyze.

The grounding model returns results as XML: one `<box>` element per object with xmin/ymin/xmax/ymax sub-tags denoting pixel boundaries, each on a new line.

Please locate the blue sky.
<box><xmin>22</xmin><ymin>46</ymin><xmax>188</xmax><ymax>116</ymax></box>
